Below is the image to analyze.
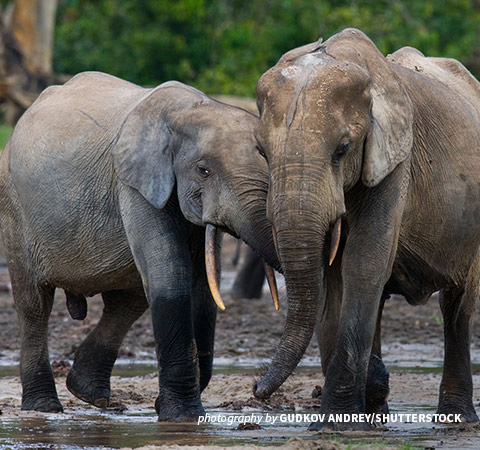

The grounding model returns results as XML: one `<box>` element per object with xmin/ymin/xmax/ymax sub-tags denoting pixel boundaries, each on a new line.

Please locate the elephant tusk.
<box><xmin>264</xmin><ymin>264</ymin><xmax>280</xmax><ymax>310</ymax></box>
<box><xmin>329</xmin><ymin>217</ymin><xmax>342</xmax><ymax>266</ymax></box>
<box><xmin>205</xmin><ymin>224</ymin><xmax>226</xmax><ymax>311</ymax></box>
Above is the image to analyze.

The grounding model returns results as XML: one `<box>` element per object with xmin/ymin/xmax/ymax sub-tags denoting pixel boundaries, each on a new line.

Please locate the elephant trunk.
<box><xmin>228</xmin><ymin>174</ymin><xmax>281</xmax><ymax>273</ymax></box>
<box><xmin>205</xmin><ymin>173</ymin><xmax>282</xmax><ymax>311</ymax></box>
<box><xmin>253</xmin><ymin>166</ymin><xmax>340</xmax><ymax>399</ymax></box>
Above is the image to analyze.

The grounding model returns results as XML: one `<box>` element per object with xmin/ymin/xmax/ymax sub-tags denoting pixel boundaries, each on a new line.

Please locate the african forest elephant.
<box><xmin>0</xmin><ymin>72</ymin><xmax>280</xmax><ymax>421</ymax></box>
<box><xmin>232</xmin><ymin>244</ymin><xmax>267</xmax><ymax>299</ymax></box>
<box><xmin>253</xmin><ymin>28</ymin><xmax>480</xmax><ymax>430</ymax></box>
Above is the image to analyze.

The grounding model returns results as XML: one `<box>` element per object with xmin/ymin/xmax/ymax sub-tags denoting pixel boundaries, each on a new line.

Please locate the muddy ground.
<box><xmin>1</xmin><ymin>236</ymin><xmax>480</xmax><ymax>449</ymax></box>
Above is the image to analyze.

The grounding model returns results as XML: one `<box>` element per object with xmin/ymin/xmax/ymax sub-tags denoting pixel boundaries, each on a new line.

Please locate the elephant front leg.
<box><xmin>437</xmin><ymin>282</ymin><xmax>479</xmax><ymax>423</ymax></box>
<box><xmin>119</xmin><ymin>187</ymin><xmax>204</xmax><ymax>422</ymax></box>
<box><xmin>316</xmin><ymin>248</ymin><xmax>389</xmax><ymax>429</ymax></box>
<box><xmin>312</xmin><ymin>288</ymin><xmax>383</xmax><ymax>431</ymax></box>
<box><xmin>152</xmin><ymin>290</ymin><xmax>204</xmax><ymax>421</ymax></box>
<box><xmin>67</xmin><ymin>287</ymin><xmax>148</xmax><ymax>408</ymax></box>
<box><xmin>190</xmin><ymin>227</ymin><xmax>218</xmax><ymax>392</ymax></box>
<box><xmin>312</xmin><ymin>171</ymin><xmax>406</xmax><ymax>431</ymax></box>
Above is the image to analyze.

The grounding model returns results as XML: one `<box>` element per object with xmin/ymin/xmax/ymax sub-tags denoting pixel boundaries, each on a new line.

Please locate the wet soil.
<box><xmin>1</xmin><ymin>235</ymin><xmax>480</xmax><ymax>448</ymax></box>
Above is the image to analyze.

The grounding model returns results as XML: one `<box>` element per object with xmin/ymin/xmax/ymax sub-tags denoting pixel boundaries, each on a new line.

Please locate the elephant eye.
<box><xmin>332</xmin><ymin>142</ymin><xmax>350</xmax><ymax>167</ymax></box>
<box><xmin>256</xmin><ymin>145</ymin><xmax>267</xmax><ymax>159</ymax></box>
<box><xmin>197</xmin><ymin>165</ymin><xmax>210</xmax><ymax>177</ymax></box>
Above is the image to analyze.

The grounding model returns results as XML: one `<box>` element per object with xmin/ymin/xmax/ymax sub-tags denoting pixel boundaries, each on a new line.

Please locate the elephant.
<box><xmin>0</xmin><ymin>71</ymin><xmax>280</xmax><ymax>421</ymax></box>
<box><xmin>231</xmin><ymin>244</ymin><xmax>267</xmax><ymax>299</ymax></box>
<box><xmin>252</xmin><ymin>28</ymin><xmax>480</xmax><ymax>430</ymax></box>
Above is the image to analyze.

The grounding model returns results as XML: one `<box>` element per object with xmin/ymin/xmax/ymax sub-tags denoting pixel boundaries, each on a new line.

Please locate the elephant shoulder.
<box><xmin>387</xmin><ymin>47</ymin><xmax>480</xmax><ymax>105</ymax></box>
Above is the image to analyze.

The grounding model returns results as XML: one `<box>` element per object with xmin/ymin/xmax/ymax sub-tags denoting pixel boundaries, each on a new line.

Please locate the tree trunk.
<box><xmin>0</xmin><ymin>0</ymin><xmax>61</xmax><ymax>125</ymax></box>
<box><xmin>11</xmin><ymin>0</ymin><xmax>57</xmax><ymax>75</ymax></box>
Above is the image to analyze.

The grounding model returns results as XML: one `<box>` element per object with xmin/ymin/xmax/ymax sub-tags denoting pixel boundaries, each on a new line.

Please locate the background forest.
<box><xmin>53</xmin><ymin>0</ymin><xmax>480</xmax><ymax>97</ymax></box>
<box><xmin>0</xmin><ymin>0</ymin><xmax>479</xmax><ymax>136</ymax></box>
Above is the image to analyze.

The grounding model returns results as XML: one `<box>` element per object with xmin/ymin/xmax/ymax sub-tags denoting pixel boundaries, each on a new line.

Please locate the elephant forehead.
<box><xmin>177</xmin><ymin>106</ymin><xmax>256</xmax><ymax>140</ymax></box>
<box><xmin>260</xmin><ymin>65</ymin><xmax>370</xmax><ymax>134</ymax></box>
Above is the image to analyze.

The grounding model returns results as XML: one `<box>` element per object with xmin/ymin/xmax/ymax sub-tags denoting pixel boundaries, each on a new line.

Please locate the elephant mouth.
<box><xmin>204</xmin><ymin>224</ymin><xmax>279</xmax><ymax>312</ymax></box>
<box><xmin>214</xmin><ymin>223</ymin><xmax>240</xmax><ymax>240</ymax></box>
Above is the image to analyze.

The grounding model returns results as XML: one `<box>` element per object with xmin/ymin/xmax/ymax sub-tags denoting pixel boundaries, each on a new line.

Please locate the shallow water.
<box><xmin>1</xmin><ymin>363</ymin><xmax>480</xmax><ymax>449</ymax></box>
<box><xmin>0</xmin><ymin>409</ymin><xmax>312</xmax><ymax>449</ymax></box>
<box><xmin>1</xmin><ymin>404</ymin><xmax>479</xmax><ymax>449</ymax></box>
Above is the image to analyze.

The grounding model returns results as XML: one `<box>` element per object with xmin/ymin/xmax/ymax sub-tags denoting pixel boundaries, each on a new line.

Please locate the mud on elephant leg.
<box><xmin>120</xmin><ymin>187</ymin><xmax>205</xmax><ymax>422</ymax></box>
<box><xmin>190</xmin><ymin>227</ymin><xmax>218</xmax><ymax>392</ymax></box>
<box><xmin>16</xmin><ymin>281</ymin><xmax>62</xmax><ymax>412</ymax></box>
<box><xmin>317</xmin><ymin>259</ymin><xmax>389</xmax><ymax>417</ymax></box>
<box><xmin>231</xmin><ymin>245</ymin><xmax>266</xmax><ymax>299</ymax></box>
<box><xmin>153</xmin><ymin>291</ymin><xmax>204</xmax><ymax>422</ymax></box>
<box><xmin>437</xmin><ymin>279</ymin><xmax>479</xmax><ymax>422</ymax></box>
<box><xmin>367</xmin><ymin>294</ymin><xmax>390</xmax><ymax>415</ymax></box>
<box><xmin>66</xmin><ymin>287</ymin><xmax>148</xmax><ymax>408</ymax></box>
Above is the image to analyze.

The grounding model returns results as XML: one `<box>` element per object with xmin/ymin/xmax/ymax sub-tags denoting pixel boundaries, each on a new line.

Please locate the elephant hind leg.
<box><xmin>0</xmin><ymin>190</ymin><xmax>62</xmax><ymax>412</ymax></box>
<box><xmin>437</xmin><ymin>259</ymin><xmax>480</xmax><ymax>422</ymax></box>
<box><xmin>231</xmin><ymin>246</ymin><xmax>266</xmax><ymax>299</ymax></box>
<box><xmin>13</xmin><ymin>276</ymin><xmax>61</xmax><ymax>412</ymax></box>
<box><xmin>66</xmin><ymin>287</ymin><xmax>148</xmax><ymax>408</ymax></box>
<box><xmin>366</xmin><ymin>293</ymin><xmax>390</xmax><ymax>415</ymax></box>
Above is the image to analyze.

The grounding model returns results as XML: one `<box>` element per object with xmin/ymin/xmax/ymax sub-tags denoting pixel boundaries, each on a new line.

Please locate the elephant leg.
<box><xmin>231</xmin><ymin>245</ymin><xmax>265</xmax><ymax>299</ymax></box>
<box><xmin>316</xmin><ymin>255</ymin><xmax>342</xmax><ymax>375</ymax></box>
<box><xmin>190</xmin><ymin>227</ymin><xmax>218</xmax><ymax>392</ymax></box>
<box><xmin>437</xmin><ymin>281</ymin><xmax>479</xmax><ymax>422</ymax></box>
<box><xmin>366</xmin><ymin>294</ymin><xmax>390</xmax><ymax>415</ymax></box>
<box><xmin>312</xmin><ymin>168</ymin><xmax>407</xmax><ymax>432</ymax></box>
<box><xmin>14</xmin><ymin>275</ymin><xmax>61</xmax><ymax>412</ymax></box>
<box><xmin>66</xmin><ymin>287</ymin><xmax>148</xmax><ymax>408</ymax></box>
<box><xmin>0</xmin><ymin>190</ymin><xmax>62</xmax><ymax>412</ymax></box>
<box><xmin>119</xmin><ymin>186</ymin><xmax>203</xmax><ymax>422</ymax></box>
<box><xmin>317</xmin><ymin>258</ymin><xmax>389</xmax><ymax>415</ymax></box>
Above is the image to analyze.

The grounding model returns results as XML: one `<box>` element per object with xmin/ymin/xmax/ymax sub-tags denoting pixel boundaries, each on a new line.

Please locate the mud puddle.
<box><xmin>1</xmin><ymin>365</ymin><xmax>480</xmax><ymax>449</ymax></box>
<box><xmin>0</xmin><ymin>409</ymin><xmax>314</xmax><ymax>449</ymax></box>
<box><xmin>1</xmin><ymin>405</ymin><xmax>479</xmax><ymax>450</ymax></box>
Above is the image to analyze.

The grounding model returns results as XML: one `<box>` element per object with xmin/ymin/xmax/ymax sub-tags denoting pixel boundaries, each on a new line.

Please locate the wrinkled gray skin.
<box><xmin>253</xmin><ymin>28</ymin><xmax>480</xmax><ymax>430</ymax></box>
<box><xmin>0</xmin><ymin>72</ymin><xmax>279</xmax><ymax>421</ymax></box>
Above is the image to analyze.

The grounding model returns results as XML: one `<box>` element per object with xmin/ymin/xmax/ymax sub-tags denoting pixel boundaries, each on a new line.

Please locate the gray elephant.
<box><xmin>231</xmin><ymin>244</ymin><xmax>267</xmax><ymax>299</ymax></box>
<box><xmin>252</xmin><ymin>28</ymin><xmax>480</xmax><ymax>430</ymax></box>
<box><xmin>0</xmin><ymin>72</ymin><xmax>280</xmax><ymax>421</ymax></box>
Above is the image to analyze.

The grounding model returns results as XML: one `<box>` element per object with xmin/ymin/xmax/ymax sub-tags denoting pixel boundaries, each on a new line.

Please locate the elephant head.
<box><xmin>253</xmin><ymin>28</ymin><xmax>413</xmax><ymax>397</ymax></box>
<box><xmin>112</xmin><ymin>81</ymin><xmax>281</xmax><ymax>307</ymax></box>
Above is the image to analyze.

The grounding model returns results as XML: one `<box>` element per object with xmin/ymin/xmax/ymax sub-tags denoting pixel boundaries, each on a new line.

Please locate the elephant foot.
<box><xmin>308</xmin><ymin>418</ymin><xmax>372</xmax><ymax>432</ymax></box>
<box><xmin>365</xmin><ymin>354</ymin><xmax>390</xmax><ymax>414</ymax></box>
<box><xmin>22</xmin><ymin>394</ymin><xmax>63</xmax><ymax>413</ymax></box>
<box><xmin>66</xmin><ymin>368</ymin><xmax>110</xmax><ymax>408</ymax></box>
<box><xmin>436</xmin><ymin>401</ymin><xmax>479</xmax><ymax>423</ymax></box>
<box><xmin>155</xmin><ymin>393</ymin><xmax>205</xmax><ymax>422</ymax></box>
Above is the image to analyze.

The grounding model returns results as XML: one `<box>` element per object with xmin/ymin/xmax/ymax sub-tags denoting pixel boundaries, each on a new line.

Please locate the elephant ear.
<box><xmin>362</xmin><ymin>74</ymin><xmax>414</xmax><ymax>187</ymax></box>
<box><xmin>325</xmin><ymin>28</ymin><xmax>414</xmax><ymax>187</ymax></box>
<box><xmin>112</xmin><ymin>87</ymin><xmax>174</xmax><ymax>209</ymax></box>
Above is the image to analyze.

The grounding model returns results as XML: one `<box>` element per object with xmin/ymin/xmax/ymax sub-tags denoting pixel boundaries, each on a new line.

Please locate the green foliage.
<box><xmin>0</xmin><ymin>124</ymin><xmax>12</xmax><ymax>149</ymax></box>
<box><xmin>54</xmin><ymin>0</ymin><xmax>480</xmax><ymax>96</ymax></box>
